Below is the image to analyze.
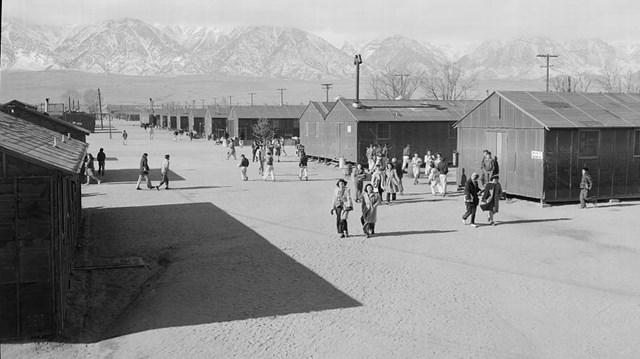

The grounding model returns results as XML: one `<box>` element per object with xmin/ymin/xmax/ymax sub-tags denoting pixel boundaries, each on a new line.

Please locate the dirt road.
<box><xmin>4</xmin><ymin>122</ymin><xmax>640</xmax><ymax>358</ymax></box>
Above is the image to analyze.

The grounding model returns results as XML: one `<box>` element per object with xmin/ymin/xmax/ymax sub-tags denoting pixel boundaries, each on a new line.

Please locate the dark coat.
<box><xmin>140</xmin><ymin>156</ymin><xmax>149</xmax><ymax>175</ymax></box>
<box><xmin>464</xmin><ymin>178</ymin><xmax>480</xmax><ymax>205</ymax></box>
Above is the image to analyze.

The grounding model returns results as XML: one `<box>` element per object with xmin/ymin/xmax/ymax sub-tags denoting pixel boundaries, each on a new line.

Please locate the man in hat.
<box><xmin>579</xmin><ymin>167</ymin><xmax>596</xmax><ymax>208</ymax></box>
<box><xmin>136</xmin><ymin>153</ymin><xmax>154</xmax><ymax>190</ymax></box>
<box><xmin>462</xmin><ymin>172</ymin><xmax>480</xmax><ymax>227</ymax></box>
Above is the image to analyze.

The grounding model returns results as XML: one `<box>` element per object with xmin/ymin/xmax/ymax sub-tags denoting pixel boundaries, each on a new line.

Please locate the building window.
<box><xmin>377</xmin><ymin>123</ymin><xmax>390</xmax><ymax>139</ymax></box>
<box><xmin>578</xmin><ymin>130</ymin><xmax>599</xmax><ymax>158</ymax></box>
<box><xmin>634</xmin><ymin>130</ymin><xmax>640</xmax><ymax>156</ymax></box>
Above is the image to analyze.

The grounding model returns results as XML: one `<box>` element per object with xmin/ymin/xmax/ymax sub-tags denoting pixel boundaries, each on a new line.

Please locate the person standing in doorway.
<box><xmin>579</xmin><ymin>167</ymin><xmax>597</xmax><ymax>208</ymax></box>
<box><xmin>436</xmin><ymin>153</ymin><xmax>449</xmax><ymax>196</ymax></box>
<box><xmin>122</xmin><ymin>130</ymin><xmax>128</xmax><ymax>145</ymax></box>
<box><xmin>462</xmin><ymin>173</ymin><xmax>480</xmax><ymax>227</ymax></box>
<box><xmin>330</xmin><ymin>179</ymin><xmax>352</xmax><ymax>238</ymax></box>
<box><xmin>298</xmin><ymin>151</ymin><xmax>308</xmax><ymax>180</ymax></box>
<box><xmin>156</xmin><ymin>154</ymin><xmax>170</xmax><ymax>190</ymax></box>
<box><xmin>238</xmin><ymin>154</ymin><xmax>249</xmax><ymax>181</ymax></box>
<box><xmin>136</xmin><ymin>153</ymin><xmax>153</xmax><ymax>190</ymax></box>
<box><xmin>96</xmin><ymin>148</ymin><xmax>106</xmax><ymax>176</ymax></box>
<box><xmin>263</xmin><ymin>152</ymin><xmax>275</xmax><ymax>181</ymax></box>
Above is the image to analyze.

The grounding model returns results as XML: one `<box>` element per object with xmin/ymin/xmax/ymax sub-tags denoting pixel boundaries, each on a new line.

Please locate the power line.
<box><xmin>321</xmin><ymin>83</ymin><xmax>333</xmax><ymax>102</ymax></box>
<box><xmin>537</xmin><ymin>54</ymin><xmax>559</xmax><ymax>92</ymax></box>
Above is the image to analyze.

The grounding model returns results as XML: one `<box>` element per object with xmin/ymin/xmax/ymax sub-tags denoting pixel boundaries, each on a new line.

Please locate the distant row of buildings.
<box><xmin>0</xmin><ymin>100</ymin><xmax>90</xmax><ymax>340</ymax></box>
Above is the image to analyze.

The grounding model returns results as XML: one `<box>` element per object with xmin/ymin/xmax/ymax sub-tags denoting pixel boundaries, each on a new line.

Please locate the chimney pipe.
<box><xmin>53</xmin><ymin>136</ymin><xmax>57</xmax><ymax>147</ymax></box>
<box><xmin>45</xmin><ymin>98</ymin><xmax>50</xmax><ymax>113</ymax></box>
<box><xmin>354</xmin><ymin>54</ymin><xmax>363</xmax><ymax>106</ymax></box>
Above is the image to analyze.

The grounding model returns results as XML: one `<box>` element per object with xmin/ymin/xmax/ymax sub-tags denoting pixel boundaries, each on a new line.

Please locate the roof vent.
<box><xmin>53</xmin><ymin>136</ymin><xmax>57</xmax><ymax>147</ymax></box>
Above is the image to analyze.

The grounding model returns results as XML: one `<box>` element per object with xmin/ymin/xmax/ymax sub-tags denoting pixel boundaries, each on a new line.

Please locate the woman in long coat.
<box><xmin>383</xmin><ymin>163</ymin><xmax>400</xmax><ymax>203</ymax></box>
<box><xmin>360</xmin><ymin>184</ymin><xmax>382</xmax><ymax>237</ymax></box>
<box><xmin>331</xmin><ymin>179</ymin><xmax>353</xmax><ymax>238</ymax></box>
<box><xmin>481</xmin><ymin>175</ymin><xmax>502</xmax><ymax>225</ymax></box>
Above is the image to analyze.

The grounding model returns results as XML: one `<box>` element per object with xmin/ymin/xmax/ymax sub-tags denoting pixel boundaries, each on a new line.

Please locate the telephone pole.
<box><xmin>249</xmin><ymin>92</ymin><xmax>256</xmax><ymax>106</ymax></box>
<box><xmin>321</xmin><ymin>83</ymin><xmax>333</xmax><ymax>102</ymax></box>
<box><xmin>277</xmin><ymin>88</ymin><xmax>287</xmax><ymax>106</ymax></box>
<box><xmin>97</xmin><ymin>88</ymin><xmax>103</xmax><ymax>130</ymax></box>
<box><xmin>537</xmin><ymin>54</ymin><xmax>558</xmax><ymax>92</ymax></box>
<box><xmin>228</xmin><ymin>96</ymin><xmax>232</xmax><ymax>106</ymax></box>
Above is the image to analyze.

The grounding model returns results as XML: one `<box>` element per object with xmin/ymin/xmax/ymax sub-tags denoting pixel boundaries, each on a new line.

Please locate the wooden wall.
<box><xmin>0</xmin><ymin>151</ymin><xmax>81</xmax><ymax>339</ymax></box>
<box><xmin>299</xmin><ymin>106</ymin><xmax>326</xmax><ymax>158</ymax></box>
<box><xmin>457</xmin><ymin>93</ymin><xmax>546</xmax><ymax>198</ymax></box>
<box><xmin>544</xmin><ymin>128</ymin><xmax>640</xmax><ymax>201</ymax></box>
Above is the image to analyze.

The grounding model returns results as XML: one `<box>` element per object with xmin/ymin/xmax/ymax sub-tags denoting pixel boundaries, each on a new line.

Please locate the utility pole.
<box><xmin>249</xmin><ymin>92</ymin><xmax>256</xmax><ymax>106</ymax></box>
<box><xmin>537</xmin><ymin>54</ymin><xmax>558</xmax><ymax>92</ymax></box>
<box><xmin>393</xmin><ymin>73</ymin><xmax>410</xmax><ymax>99</ymax></box>
<box><xmin>97</xmin><ymin>88</ymin><xmax>103</xmax><ymax>130</ymax></box>
<box><xmin>321</xmin><ymin>83</ymin><xmax>333</xmax><ymax>102</ymax></box>
<box><xmin>277</xmin><ymin>88</ymin><xmax>287</xmax><ymax>106</ymax></box>
<box><xmin>228</xmin><ymin>96</ymin><xmax>232</xmax><ymax>106</ymax></box>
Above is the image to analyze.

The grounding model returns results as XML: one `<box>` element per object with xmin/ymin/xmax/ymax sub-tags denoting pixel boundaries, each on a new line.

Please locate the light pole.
<box><xmin>354</xmin><ymin>54</ymin><xmax>363</xmax><ymax>104</ymax></box>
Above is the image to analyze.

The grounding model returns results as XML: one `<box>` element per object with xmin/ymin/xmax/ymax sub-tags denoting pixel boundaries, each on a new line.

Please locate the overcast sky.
<box><xmin>3</xmin><ymin>0</ymin><xmax>639</xmax><ymax>47</ymax></box>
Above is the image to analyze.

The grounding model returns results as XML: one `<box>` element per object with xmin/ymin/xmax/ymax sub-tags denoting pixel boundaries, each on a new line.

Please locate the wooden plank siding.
<box><xmin>457</xmin><ymin>93</ymin><xmax>546</xmax><ymax>198</ymax></box>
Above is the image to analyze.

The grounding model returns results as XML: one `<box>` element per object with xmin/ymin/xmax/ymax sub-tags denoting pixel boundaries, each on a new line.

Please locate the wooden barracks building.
<box><xmin>299</xmin><ymin>98</ymin><xmax>478</xmax><ymax>165</ymax></box>
<box><xmin>455</xmin><ymin>91</ymin><xmax>640</xmax><ymax>202</ymax></box>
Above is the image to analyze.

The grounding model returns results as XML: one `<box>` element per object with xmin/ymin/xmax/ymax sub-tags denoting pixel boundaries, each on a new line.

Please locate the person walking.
<box><xmin>579</xmin><ymin>167</ymin><xmax>597</xmax><ymax>208</ymax></box>
<box><xmin>383</xmin><ymin>163</ymin><xmax>400</xmax><ymax>204</ymax></box>
<box><xmin>462</xmin><ymin>173</ymin><xmax>480</xmax><ymax>227</ymax></box>
<box><xmin>480</xmin><ymin>175</ymin><xmax>502</xmax><ymax>224</ymax></box>
<box><xmin>256</xmin><ymin>145</ymin><xmax>265</xmax><ymax>176</ymax></box>
<box><xmin>360</xmin><ymin>183</ymin><xmax>382</xmax><ymax>237</ymax></box>
<box><xmin>427</xmin><ymin>162</ymin><xmax>440</xmax><ymax>195</ymax></box>
<box><xmin>352</xmin><ymin>163</ymin><xmax>367</xmax><ymax>202</ymax></box>
<box><xmin>371</xmin><ymin>164</ymin><xmax>385</xmax><ymax>197</ymax></box>
<box><xmin>280</xmin><ymin>137</ymin><xmax>288</xmax><ymax>157</ymax></box>
<box><xmin>122</xmin><ymin>130</ymin><xmax>128</xmax><ymax>145</ymax></box>
<box><xmin>238</xmin><ymin>154</ymin><xmax>249</xmax><ymax>181</ymax></box>
<box><xmin>436</xmin><ymin>153</ymin><xmax>449</xmax><ymax>196</ymax></box>
<box><xmin>239</xmin><ymin>133</ymin><xmax>245</xmax><ymax>148</ymax></box>
<box><xmin>366</xmin><ymin>144</ymin><xmax>375</xmax><ymax>171</ymax></box>
<box><xmin>298</xmin><ymin>151</ymin><xmax>308</xmax><ymax>180</ymax></box>
<box><xmin>263</xmin><ymin>152</ymin><xmax>275</xmax><ymax>181</ymax></box>
<box><xmin>330</xmin><ymin>179</ymin><xmax>353</xmax><ymax>238</ymax></box>
<box><xmin>402</xmin><ymin>144</ymin><xmax>411</xmax><ymax>172</ymax></box>
<box><xmin>96</xmin><ymin>148</ymin><xmax>106</xmax><ymax>176</ymax></box>
<box><xmin>424</xmin><ymin>150</ymin><xmax>434</xmax><ymax>169</ymax></box>
<box><xmin>411</xmin><ymin>153</ymin><xmax>422</xmax><ymax>184</ymax></box>
<box><xmin>85</xmin><ymin>154</ymin><xmax>101</xmax><ymax>184</ymax></box>
<box><xmin>252</xmin><ymin>142</ymin><xmax>259</xmax><ymax>162</ymax></box>
<box><xmin>275</xmin><ymin>139</ymin><xmax>282</xmax><ymax>162</ymax></box>
<box><xmin>156</xmin><ymin>154</ymin><xmax>171</xmax><ymax>190</ymax></box>
<box><xmin>227</xmin><ymin>139</ymin><xmax>236</xmax><ymax>160</ymax></box>
<box><xmin>391</xmin><ymin>157</ymin><xmax>404</xmax><ymax>195</ymax></box>
<box><xmin>136</xmin><ymin>153</ymin><xmax>153</xmax><ymax>190</ymax></box>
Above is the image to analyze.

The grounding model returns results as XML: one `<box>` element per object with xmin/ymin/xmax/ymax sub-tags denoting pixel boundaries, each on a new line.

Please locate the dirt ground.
<box><xmin>3</xmin><ymin>121</ymin><xmax>640</xmax><ymax>359</ymax></box>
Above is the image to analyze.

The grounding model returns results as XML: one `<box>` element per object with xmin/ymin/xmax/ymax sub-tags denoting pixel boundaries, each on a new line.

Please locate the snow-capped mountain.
<box><xmin>1</xmin><ymin>17</ymin><xmax>639</xmax><ymax>81</ymax></box>
<box><xmin>202</xmin><ymin>26</ymin><xmax>353</xmax><ymax>79</ymax></box>
<box><xmin>53</xmin><ymin>18</ymin><xmax>192</xmax><ymax>75</ymax></box>
<box><xmin>459</xmin><ymin>37</ymin><xmax>640</xmax><ymax>80</ymax></box>
<box><xmin>359</xmin><ymin>35</ymin><xmax>448</xmax><ymax>74</ymax></box>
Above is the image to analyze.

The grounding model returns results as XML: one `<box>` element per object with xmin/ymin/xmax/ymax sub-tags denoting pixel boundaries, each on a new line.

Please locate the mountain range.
<box><xmin>2</xmin><ymin>17</ymin><xmax>639</xmax><ymax>81</ymax></box>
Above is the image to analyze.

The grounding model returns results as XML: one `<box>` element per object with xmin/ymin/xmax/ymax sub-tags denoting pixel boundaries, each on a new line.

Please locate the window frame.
<box><xmin>633</xmin><ymin>129</ymin><xmax>640</xmax><ymax>157</ymax></box>
<box><xmin>376</xmin><ymin>123</ymin><xmax>390</xmax><ymax>140</ymax></box>
<box><xmin>577</xmin><ymin>129</ymin><xmax>600</xmax><ymax>159</ymax></box>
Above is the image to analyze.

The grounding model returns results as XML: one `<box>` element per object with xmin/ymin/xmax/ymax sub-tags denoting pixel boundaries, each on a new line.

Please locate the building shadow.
<box><xmin>81</xmin><ymin>192</ymin><xmax>105</xmax><ymax>198</ymax></box>
<box><xmin>61</xmin><ymin>202</ymin><xmax>361</xmax><ymax>343</ymax></box>
<box><xmin>168</xmin><ymin>185</ymin><xmax>230</xmax><ymax>190</ymax></box>
<box><xmin>98</xmin><ymin>169</ymin><xmax>185</xmax><ymax>183</ymax></box>
<box><xmin>372</xmin><ymin>229</ymin><xmax>457</xmax><ymax>237</ymax></box>
<box><xmin>497</xmin><ymin>218</ymin><xmax>570</xmax><ymax>225</ymax></box>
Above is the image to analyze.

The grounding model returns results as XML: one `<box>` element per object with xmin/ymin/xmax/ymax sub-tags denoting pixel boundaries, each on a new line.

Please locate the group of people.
<box><xmin>135</xmin><ymin>152</ymin><xmax>171</xmax><ymax>190</ymax></box>
<box><xmin>82</xmin><ymin>148</ymin><xmax>107</xmax><ymax>185</ymax></box>
<box><xmin>461</xmin><ymin>150</ymin><xmax>502</xmax><ymax>227</ymax></box>
<box><xmin>236</xmin><ymin>138</ymin><xmax>309</xmax><ymax>182</ymax></box>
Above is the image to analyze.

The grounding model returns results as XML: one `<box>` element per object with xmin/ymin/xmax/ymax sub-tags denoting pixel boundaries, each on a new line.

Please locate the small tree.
<box><xmin>551</xmin><ymin>73</ymin><xmax>593</xmax><ymax>92</ymax></box>
<box><xmin>422</xmin><ymin>62</ymin><xmax>476</xmax><ymax>100</ymax></box>
<box><xmin>369</xmin><ymin>67</ymin><xmax>421</xmax><ymax>100</ymax></box>
<box><xmin>252</xmin><ymin>118</ymin><xmax>274</xmax><ymax>145</ymax></box>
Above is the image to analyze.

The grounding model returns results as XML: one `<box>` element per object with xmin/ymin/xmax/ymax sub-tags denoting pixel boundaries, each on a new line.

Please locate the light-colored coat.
<box><xmin>361</xmin><ymin>192</ymin><xmax>381</xmax><ymax>224</ymax></box>
<box><xmin>383</xmin><ymin>168</ymin><xmax>400</xmax><ymax>193</ymax></box>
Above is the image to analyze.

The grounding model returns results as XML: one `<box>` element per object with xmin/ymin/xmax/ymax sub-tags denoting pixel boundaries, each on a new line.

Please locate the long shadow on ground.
<box><xmin>65</xmin><ymin>202</ymin><xmax>361</xmax><ymax>343</ymax></box>
<box><xmin>497</xmin><ymin>218</ymin><xmax>570</xmax><ymax>225</ymax></box>
<box><xmin>98</xmin><ymin>168</ymin><xmax>185</xmax><ymax>184</ymax></box>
